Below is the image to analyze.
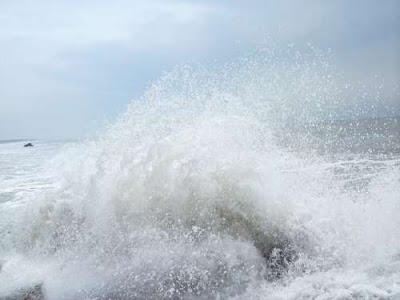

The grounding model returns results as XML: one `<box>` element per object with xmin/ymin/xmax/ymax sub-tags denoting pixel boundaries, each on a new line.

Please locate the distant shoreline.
<box><xmin>0</xmin><ymin>138</ymin><xmax>79</xmax><ymax>145</ymax></box>
<box><xmin>0</xmin><ymin>139</ymin><xmax>32</xmax><ymax>145</ymax></box>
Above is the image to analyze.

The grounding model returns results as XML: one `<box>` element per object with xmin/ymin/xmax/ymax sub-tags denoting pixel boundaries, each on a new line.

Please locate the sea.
<box><xmin>0</xmin><ymin>51</ymin><xmax>399</xmax><ymax>299</ymax></box>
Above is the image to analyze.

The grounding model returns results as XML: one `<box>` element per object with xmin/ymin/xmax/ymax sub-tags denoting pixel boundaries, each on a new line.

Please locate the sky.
<box><xmin>0</xmin><ymin>0</ymin><xmax>399</xmax><ymax>140</ymax></box>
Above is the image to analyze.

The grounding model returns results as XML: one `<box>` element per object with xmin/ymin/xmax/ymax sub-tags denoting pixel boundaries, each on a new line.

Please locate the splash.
<box><xmin>0</xmin><ymin>45</ymin><xmax>399</xmax><ymax>299</ymax></box>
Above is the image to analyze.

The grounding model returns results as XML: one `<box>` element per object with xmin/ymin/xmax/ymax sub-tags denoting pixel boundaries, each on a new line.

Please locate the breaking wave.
<box><xmin>1</xmin><ymin>46</ymin><xmax>399</xmax><ymax>299</ymax></box>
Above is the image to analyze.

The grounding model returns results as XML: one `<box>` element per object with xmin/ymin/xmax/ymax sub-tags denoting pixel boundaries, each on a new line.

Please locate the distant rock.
<box><xmin>23</xmin><ymin>143</ymin><xmax>33</xmax><ymax>147</ymax></box>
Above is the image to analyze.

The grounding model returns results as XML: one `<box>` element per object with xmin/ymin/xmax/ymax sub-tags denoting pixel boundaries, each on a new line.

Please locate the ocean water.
<box><xmin>0</xmin><ymin>50</ymin><xmax>399</xmax><ymax>299</ymax></box>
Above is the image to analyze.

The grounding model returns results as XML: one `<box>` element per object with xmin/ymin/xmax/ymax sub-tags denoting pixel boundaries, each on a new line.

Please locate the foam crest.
<box><xmin>1</xmin><ymin>46</ymin><xmax>399</xmax><ymax>299</ymax></box>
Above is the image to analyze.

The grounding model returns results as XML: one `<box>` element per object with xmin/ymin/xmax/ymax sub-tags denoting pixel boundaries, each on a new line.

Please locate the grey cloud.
<box><xmin>0</xmin><ymin>0</ymin><xmax>398</xmax><ymax>139</ymax></box>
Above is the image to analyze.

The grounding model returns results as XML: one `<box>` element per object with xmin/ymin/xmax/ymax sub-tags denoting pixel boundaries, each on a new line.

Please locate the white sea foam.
<box><xmin>0</xmin><ymin>47</ymin><xmax>399</xmax><ymax>299</ymax></box>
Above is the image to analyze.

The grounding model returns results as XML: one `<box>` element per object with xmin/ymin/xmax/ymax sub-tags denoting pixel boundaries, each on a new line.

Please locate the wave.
<box><xmin>0</xmin><ymin>46</ymin><xmax>399</xmax><ymax>299</ymax></box>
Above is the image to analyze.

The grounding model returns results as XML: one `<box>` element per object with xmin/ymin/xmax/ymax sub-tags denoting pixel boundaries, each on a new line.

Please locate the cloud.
<box><xmin>0</xmin><ymin>0</ymin><xmax>225</xmax><ymax>139</ymax></box>
<box><xmin>0</xmin><ymin>0</ymin><xmax>399</xmax><ymax>139</ymax></box>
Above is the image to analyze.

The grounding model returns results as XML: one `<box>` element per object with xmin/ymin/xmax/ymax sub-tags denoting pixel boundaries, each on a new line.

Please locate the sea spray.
<box><xmin>0</xmin><ymin>45</ymin><xmax>399</xmax><ymax>299</ymax></box>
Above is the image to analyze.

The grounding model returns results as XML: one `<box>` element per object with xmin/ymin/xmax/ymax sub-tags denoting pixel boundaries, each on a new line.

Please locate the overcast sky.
<box><xmin>0</xmin><ymin>0</ymin><xmax>399</xmax><ymax>140</ymax></box>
